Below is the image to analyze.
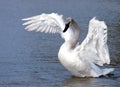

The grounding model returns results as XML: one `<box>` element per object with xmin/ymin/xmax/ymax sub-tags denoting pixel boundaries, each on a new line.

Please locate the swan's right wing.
<box><xmin>22</xmin><ymin>13</ymin><xmax>65</xmax><ymax>34</ymax></box>
<box><xmin>75</xmin><ymin>17</ymin><xmax>110</xmax><ymax>66</ymax></box>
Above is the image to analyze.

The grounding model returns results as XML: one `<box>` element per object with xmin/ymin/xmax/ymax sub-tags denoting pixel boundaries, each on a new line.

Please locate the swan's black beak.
<box><xmin>63</xmin><ymin>22</ymin><xmax>70</xmax><ymax>33</ymax></box>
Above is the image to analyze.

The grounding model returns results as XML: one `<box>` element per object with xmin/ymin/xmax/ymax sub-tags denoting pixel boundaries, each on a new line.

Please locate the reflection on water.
<box><xmin>63</xmin><ymin>76</ymin><xmax>117</xmax><ymax>87</ymax></box>
<box><xmin>63</xmin><ymin>67</ymin><xmax>120</xmax><ymax>87</ymax></box>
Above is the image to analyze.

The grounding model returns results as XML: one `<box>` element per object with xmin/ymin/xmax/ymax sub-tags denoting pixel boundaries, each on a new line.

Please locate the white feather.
<box><xmin>76</xmin><ymin>18</ymin><xmax>110</xmax><ymax>66</ymax></box>
<box><xmin>22</xmin><ymin>13</ymin><xmax>64</xmax><ymax>34</ymax></box>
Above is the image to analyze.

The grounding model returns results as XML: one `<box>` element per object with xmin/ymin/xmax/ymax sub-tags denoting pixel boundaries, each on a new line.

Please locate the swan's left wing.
<box><xmin>75</xmin><ymin>18</ymin><xmax>110</xmax><ymax>66</ymax></box>
<box><xmin>22</xmin><ymin>13</ymin><xmax>65</xmax><ymax>34</ymax></box>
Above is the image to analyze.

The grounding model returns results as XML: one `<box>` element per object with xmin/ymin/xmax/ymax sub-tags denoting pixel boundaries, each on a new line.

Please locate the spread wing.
<box><xmin>75</xmin><ymin>17</ymin><xmax>110</xmax><ymax>66</ymax></box>
<box><xmin>22</xmin><ymin>13</ymin><xmax>65</xmax><ymax>34</ymax></box>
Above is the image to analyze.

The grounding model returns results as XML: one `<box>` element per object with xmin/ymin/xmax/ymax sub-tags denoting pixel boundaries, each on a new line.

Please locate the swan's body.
<box><xmin>22</xmin><ymin>13</ymin><xmax>114</xmax><ymax>77</ymax></box>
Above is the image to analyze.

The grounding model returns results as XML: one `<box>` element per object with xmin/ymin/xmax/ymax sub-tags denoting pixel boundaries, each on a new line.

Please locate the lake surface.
<box><xmin>0</xmin><ymin>0</ymin><xmax>120</xmax><ymax>87</ymax></box>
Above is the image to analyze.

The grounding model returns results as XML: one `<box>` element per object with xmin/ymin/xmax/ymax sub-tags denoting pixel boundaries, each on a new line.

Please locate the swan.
<box><xmin>22</xmin><ymin>13</ymin><xmax>114</xmax><ymax>77</ymax></box>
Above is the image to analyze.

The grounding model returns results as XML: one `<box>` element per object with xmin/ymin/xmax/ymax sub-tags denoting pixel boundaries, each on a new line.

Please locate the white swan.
<box><xmin>22</xmin><ymin>13</ymin><xmax>114</xmax><ymax>77</ymax></box>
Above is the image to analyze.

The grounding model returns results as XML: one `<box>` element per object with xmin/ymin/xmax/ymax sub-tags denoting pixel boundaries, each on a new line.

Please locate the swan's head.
<box><xmin>63</xmin><ymin>17</ymin><xmax>72</xmax><ymax>33</ymax></box>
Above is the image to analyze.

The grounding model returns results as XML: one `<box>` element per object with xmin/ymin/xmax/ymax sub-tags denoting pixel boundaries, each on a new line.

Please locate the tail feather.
<box><xmin>90</xmin><ymin>63</ymin><xmax>114</xmax><ymax>77</ymax></box>
<box><xmin>102</xmin><ymin>68</ymin><xmax>114</xmax><ymax>75</ymax></box>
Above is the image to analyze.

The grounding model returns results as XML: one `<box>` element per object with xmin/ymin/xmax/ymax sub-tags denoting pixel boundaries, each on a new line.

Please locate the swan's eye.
<box><xmin>63</xmin><ymin>22</ymin><xmax>70</xmax><ymax>33</ymax></box>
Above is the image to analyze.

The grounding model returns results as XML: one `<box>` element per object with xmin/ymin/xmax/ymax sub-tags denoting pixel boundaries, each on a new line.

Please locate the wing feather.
<box><xmin>75</xmin><ymin>17</ymin><xmax>110</xmax><ymax>66</ymax></box>
<box><xmin>22</xmin><ymin>13</ymin><xmax>65</xmax><ymax>34</ymax></box>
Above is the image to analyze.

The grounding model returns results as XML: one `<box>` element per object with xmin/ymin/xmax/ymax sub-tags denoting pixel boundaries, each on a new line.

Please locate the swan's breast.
<box><xmin>58</xmin><ymin>43</ymin><xmax>91</xmax><ymax>76</ymax></box>
<box><xmin>58</xmin><ymin>43</ymin><xmax>74</xmax><ymax>66</ymax></box>
<box><xmin>58</xmin><ymin>43</ymin><xmax>80</xmax><ymax>72</ymax></box>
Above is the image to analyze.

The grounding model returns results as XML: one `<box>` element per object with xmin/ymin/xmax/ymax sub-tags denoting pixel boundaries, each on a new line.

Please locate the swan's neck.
<box><xmin>65</xmin><ymin>19</ymin><xmax>80</xmax><ymax>49</ymax></box>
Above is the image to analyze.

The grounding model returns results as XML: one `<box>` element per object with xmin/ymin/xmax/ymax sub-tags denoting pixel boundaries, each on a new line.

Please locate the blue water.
<box><xmin>0</xmin><ymin>0</ymin><xmax>120</xmax><ymax>87</ymax></box>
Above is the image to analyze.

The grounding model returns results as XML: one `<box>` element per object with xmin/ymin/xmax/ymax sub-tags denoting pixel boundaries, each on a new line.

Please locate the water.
<box><xmin>0</xmin><ymin>0</ymin><xmax>120</xmax><ymax>87</ymax></box>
